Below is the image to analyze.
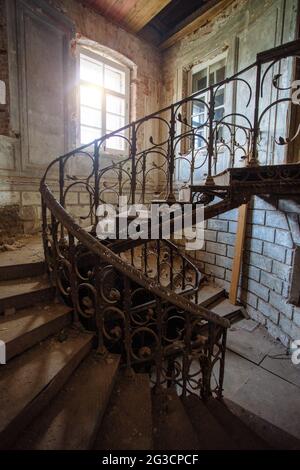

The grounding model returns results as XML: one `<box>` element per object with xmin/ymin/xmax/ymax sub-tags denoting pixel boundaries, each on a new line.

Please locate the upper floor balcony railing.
<box><xmin>42</xmin><ymin>39</ymin><xmax>300</xmax><ymax>227</ymax></box>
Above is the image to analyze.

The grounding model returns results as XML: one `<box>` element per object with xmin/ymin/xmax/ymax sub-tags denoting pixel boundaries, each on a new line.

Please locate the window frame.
<box><xmin>189</xmin><ymin>52</ymin><xmax>227</xmax><ymax>147</ymax></box>
<box><xmin>78</xmin><ymin>46</ymin><xmax>130</xmax><ymax>156</ymax></box>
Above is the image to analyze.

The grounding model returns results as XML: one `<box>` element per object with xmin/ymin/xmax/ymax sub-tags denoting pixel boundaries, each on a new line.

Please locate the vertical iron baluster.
<box><xmin>123</xmin><ymin>276</ymin><xmax>132</xmax><ymax>371</ymax></box>
<box><xmin>131</xmin><ymin>123</ymin><xmax>137</xmax><ymax>205</ymax></box>
<box><xmin>142</xmin><ymin>152</ymin><xmax>146</xmax><ymax>204</ymax></box>
<box><xmin>68</xmin><ymin>232</ymin><xmax>80</xmax><ymax>325</ymax></box>
<box><xmin>50</xmin><ymin>213</ymin><xmax>59</xmax><ymax>295</ymax></box>
<box><xmin>167</xmin><ymin>105</ymin><xmax>176</xmax><ymax>203</ymax></box>
<box><xmin>94</xmin><ymin>257</ymin><xmax>107</xmax><ymax>355</ymax></box>
<box><xmin>155</xmin><ymin>297</ymin><xmax>163</xmax><ymax>391</ymax></box>
<box><xmin>217</xmin><ymin>327</ymin><xmax>227</xmax><ymax>400</ymax></box>
<box><xmin>169</xmin><ymin>244</ymin><xmax>173</xmax><ymax>289</ymax></box>
<box><xmin>202</xmin><ymin>321</ymin><xmax>215</xmax><ymax>400</ymax></box>
<box><xmin>182</xmin><ymin>311</ymin><xmax>191</xmax><ymax>398</ymax></box>
<box><xmin>59</xmin><ymin>158</ymin><xmax>64</xmax><ymax>208</ymax></box>
<box><xmin>249</xmin><ymin>63</ymin><xmax>262</xmax><ymax>166</ymax></box>
<box><xmin>206</xmin><ymin>86</ymin><xmax>215</xmax><ymax>185</ymax></box>
<box><xmin>59</xmin><ymin>159</ymin><xmax>65</xmax><ymax>240</ymax></box>
<box><xmin>156</xmin><ymin>239</ymin><xmax>161</xmax><ymax>283</ymax></box>
<box><xmin>230</xmin><ymin>128</ymin><xmax>235</xmax><ymax>168</ymax></box>
<box><xmin>41</xmin><ymin>200</ymin><xmax>49</xmax><ymax>271</ymax></box>
<box><xmin>143</xmin><ymin>241</ymin><xmax>147</xmax><ymax>275</ymax></box>
<box><xmin>94</xmin><ymin>141</ymin><xmax>99</xmax><ymax>228</ymax></box>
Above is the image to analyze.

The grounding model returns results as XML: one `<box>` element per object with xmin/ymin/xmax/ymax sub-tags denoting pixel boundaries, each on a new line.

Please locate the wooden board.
<box><xmin>229</xmin><ymin>203</ymin><xmax>248</xmax><ymax>305</ymax></box>
<box><xmin>84</xmin><ymin>0</ymin><xmax>172</xmax><ymax>33</ymax></box>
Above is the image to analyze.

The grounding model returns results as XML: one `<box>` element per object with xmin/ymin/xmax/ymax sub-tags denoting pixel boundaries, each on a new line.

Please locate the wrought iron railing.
<box><xmin>42</xmin><ymin>39</ymin><xmax>300</xmax><ymax>219</ymax></box>
<box><xmin>41</xmin><ymin>186</ymin><xmax>228</xmax><ymax>398</ymax></box>
<box><xmin>40</xmin><ymin>39</ymin><xmax>299</xmax><ymax>398</ymax></box>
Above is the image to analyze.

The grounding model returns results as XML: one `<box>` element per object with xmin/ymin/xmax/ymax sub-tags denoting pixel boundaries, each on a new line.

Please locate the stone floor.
<box><xmin>225</xmin><ymin>320</ymin><xmax>300</xmax><ymax>440</ymax></box>
<box><xmin>0</xmin><ymin>234</ymin><xmax>44</xmax><ymax>267</ymax></box>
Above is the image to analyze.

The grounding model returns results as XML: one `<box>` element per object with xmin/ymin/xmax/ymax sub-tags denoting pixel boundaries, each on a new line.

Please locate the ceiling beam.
<box><xmin>159</xmin><ymin>0</ymin><xmax>235</xmax><ymax>50</ymax></box>
<box><xmin>124</xmin><ymin>0</ymin><xmax>172</xmax><ymax>33</ymax></box>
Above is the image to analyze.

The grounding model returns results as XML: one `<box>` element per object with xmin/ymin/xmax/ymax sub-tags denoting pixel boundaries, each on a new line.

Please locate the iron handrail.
<box><xmin>41</xmin><ymin>181</ymin><xmax>229</xmax><ymax>328</ymax></box>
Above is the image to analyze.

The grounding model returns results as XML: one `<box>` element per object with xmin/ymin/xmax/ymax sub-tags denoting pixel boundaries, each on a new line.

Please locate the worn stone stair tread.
<box><xmin>0</xmin><ymin>329</ymin><xmax>93</xmax><ymax>449</ymax></box>
<box><xmin>14</xmin><ymin>353</ymin><xmax>120</xmax><ymax>450</ymax></box>
<box><xmin>0</xmin><ymin>276</ymin><xmax>54</xmax><ymax>313</ymax></box>
<box><xmin>94</xmin><ymin>371</ymin><xmax>152</xmax><ymax>450</ymax></box>
<box><xmin>210</xmin><ymin>297</ymin><xmax>243</xmax><ymax>318</ymax></box>
<box><xmin>0</xmin><ymin>302</ymin><xmax>72</xmax><ymax>361</ymax></box>
<box><xmin>0</xmin><ymin>261</ymin><xmax>45</xmax><ymax>281</ymax></box>
<box><xmin>196</xmin><ymin>285</ymin><xmax>226</xmax><ymax>307</ymax></box>
<box><xmin>183</xmin><ymin>395</ymin><xmax>238</xmax><ymax>450</ymax></box>
<box><xmin>224</xmin><ymin>398</ymin><xmax>300</xmax><ymax>450</ymax></box>
<box><xmin>205</xmin><ymin>397</ymin><xmax>270</xmax><ymax>449</ymax></box>
<box><xmin>152</xmin><ymin>389</ymin><xmax>199</xmax><ymax>450</ymax></box>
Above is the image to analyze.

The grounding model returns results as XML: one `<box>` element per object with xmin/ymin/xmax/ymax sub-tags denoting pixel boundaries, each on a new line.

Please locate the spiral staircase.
<box><xmin>0</xmin><ymin>39</ymin><xmax>300</xmax><ymax>450</ymax></box>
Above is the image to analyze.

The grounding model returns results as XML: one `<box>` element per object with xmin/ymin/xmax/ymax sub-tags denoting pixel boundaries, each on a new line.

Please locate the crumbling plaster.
<box><xmin>0</xmin><ymin>0</ymin><xmax>162</xmax><ymax>232</ymax></box>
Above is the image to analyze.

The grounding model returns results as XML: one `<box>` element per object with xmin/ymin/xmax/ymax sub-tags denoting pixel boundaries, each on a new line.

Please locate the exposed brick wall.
<box><xmin>0</xmin><ymin>0</ymin><xmax>9</xmax><ymax>135</ymax></box>
<box><xmin>195</xmin><ymin>197</ymin><xmax>300</xmax><ymax>347</ymax></box>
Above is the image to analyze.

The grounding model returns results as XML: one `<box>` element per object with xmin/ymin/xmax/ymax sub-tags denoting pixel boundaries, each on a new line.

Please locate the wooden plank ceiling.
<box><xmin>81</xmin><ymin>0</ymin><xmax>172</xmax><ymax>33</ymax></box>
<box><xmin>79</xmin><ymin>0</ymin><xmax>230</xmax><ymax>48</ymax></box>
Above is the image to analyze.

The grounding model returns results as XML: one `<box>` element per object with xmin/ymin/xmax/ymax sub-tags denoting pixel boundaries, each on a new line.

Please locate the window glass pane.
<box><xmin>192</xmin><ymin>100</ymin><xmax>205</xmax><ymax>115</ymax></box>
<box><xmin>192</xmin><ymin>69</ymin><xmax>207</xmax><ymax>92</ymax></box>
<box><xmin>216</xmin><ymin>65</ymin><xmax>226</xmax><ymax>83</ymax></box>
<box><xmin>192</xmin><ymin>114</ymin><xmax>205</xmax><ymax>127</ymax></box>
<box><xmin>106</xmin><ymin>94</ymin><xmax>125</xmax><ymax>115</ymax></box>
<box><xmin>209</xmin><ymin>71</ymin><xmax>215</xmax><ymax>86</ymax></box>
<box><xmin>104</xmin><ymin>65</ymin><xmax>125</xmax><ymax>93</ymax></box>
<box><xmin>81</xmin><ymin>126</ymin><xmax>102</xmax><ymax>144</ymax></box>
<box><xmin>106</xmin><ymin>133</ymin><xmax>125</xmax><ymax>151</ymax></box>
<box><xmin>209</xmin><ymin>59</ymin><xmax>226</xmax><ymax>85</ymax></box>
<box><xmin>80</xmin><ymin>56</ymin><xmax>103</xmax><ymax>86</ymax></box>
<box><xmin>215</xmin><ymin>88</ymin><xmax>225</xmax><ymax>107</ymax></box>
<box><xmin>106</xmin><ymin>113</ymin><xmax>125</xmax><ymax>131</ymax></box>
<box><xmin>80</xmin><ymin>84</ymin><xmax>102</xmax><ymax>108</ymax></box>
<box><xmin>80</xmin><ymin>106</ymin><xmax>101</xmax><ymax>128</ymax></box>
<box><xmin>195</xmin><ymin>132</ymin><xmax>205</xmax><ymax>149</ymax></box>
<box><xmin>214</xmin><ymin>108</ymin><xmax>224</xmax><ymax>121</ymax></box>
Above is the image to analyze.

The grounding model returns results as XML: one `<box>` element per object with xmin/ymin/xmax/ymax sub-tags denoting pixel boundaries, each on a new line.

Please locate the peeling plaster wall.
<box><xmin>161</xmin><ymin>0</ymin><xmax>297</xmax><ymax>106</ymax></box>
<box><xmin>161</xmin><ymin>0</ymin><xmax>299</xmax><ymax>347</ymax></box>
<box><xmin>0</xmin><ymin>0</ymin><xmax>162</xmax><ymax>233</ymax></box>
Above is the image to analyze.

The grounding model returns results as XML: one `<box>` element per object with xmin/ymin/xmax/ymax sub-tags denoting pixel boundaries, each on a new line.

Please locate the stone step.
<box><xmin>0</xmin><ymin>329</ymin><xmax>93</xmax><ymax>449</ymax></box>
<box><xmin>205</xmin><ymin>397</ymin><xmax>269</xmax><ymax>449</ymax></box>
<box><xmin>183</xmin><ymin>395</ymin><xmax>238</xmax><ymax>450</ymax></box>
<box><xmin>14</xmin><ymin>354</ymin><xmax>120</xmax><ymax>450</ymax></box>
<box><xmin>196</xmin><ymin>284</ymin><xmax>226</xmax><ymax>307</ymax></box>
<box><xmin>152</xmin><ymin>389</ymin><xmax>199</xmax><ymax>450</ymax></box>
<box><xmin>0</xmin><ymin>301</ymin><xmax>72</xmax><ymax>361</ymax></box>
<box><xmin>0</xmin><ymin>261</ymin><xmax>46</xmax><ymax>282</ymax></box>
<box><xmin>224</xmin><ymin>398</ymin><xmax>300</xmax><ymax>450</ymax></box>
<box><xmin>210</xmin><ymin>297</ymin><xmax>247</xmax><ymax>324</ymax></box>
<box><xmin>94</xmin><ymin>372</ymin><xmax>152</xmax><ymax>450</ymax></box>
<box><xmin>0</xmin><ymin>276</ymin><xmax>55</xmax><ymax>314</ymax></box>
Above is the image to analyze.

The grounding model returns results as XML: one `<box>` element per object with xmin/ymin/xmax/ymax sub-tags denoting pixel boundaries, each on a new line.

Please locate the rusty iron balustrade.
<box><xmin>40</xmin><ymin>39</ymin><xmax>300</xmax><ymax>398</ymax></box>
<box><xmin>41</xmin><ymin>186</ymin><xmax>228</xmax><ymax>398</ymax></box>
